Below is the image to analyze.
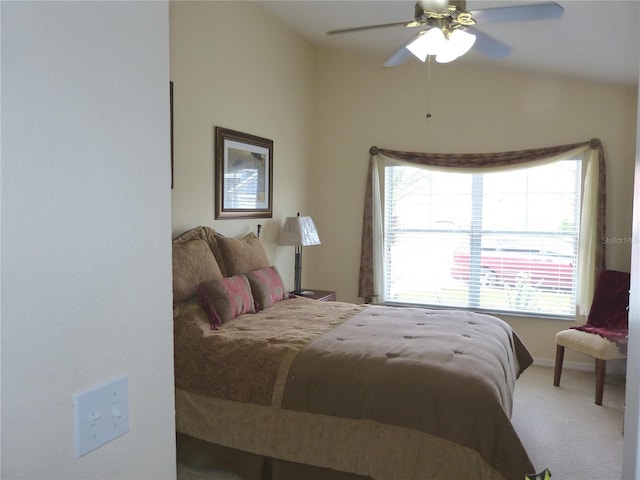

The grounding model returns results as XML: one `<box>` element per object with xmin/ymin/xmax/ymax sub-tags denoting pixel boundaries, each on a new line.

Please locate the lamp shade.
<box><xmin>278</xmin><ymin>215</ymin><xmax>321</xmax><ymax>246</ymax></box>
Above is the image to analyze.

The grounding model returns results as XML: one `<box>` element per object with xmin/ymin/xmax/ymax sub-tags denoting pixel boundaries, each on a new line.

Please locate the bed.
<box><xmin>172</xmin><ymin>226</ymin><xmax>535</xmax><ymax>480</ymax></box>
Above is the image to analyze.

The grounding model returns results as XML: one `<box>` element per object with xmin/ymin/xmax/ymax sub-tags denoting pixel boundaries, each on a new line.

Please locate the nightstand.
<box><xmin>296</xmin><ymin>290</ymin><xmax>336</xmax><ymax>302</ymax></box>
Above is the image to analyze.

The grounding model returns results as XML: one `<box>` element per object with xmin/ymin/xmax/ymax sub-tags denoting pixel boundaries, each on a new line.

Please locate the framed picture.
<box><xmin>170</xmin><ymin>81</ymin><xmax>174</xmax><ymax>189</ymax></box>
<box><xmin>215</xmin><ymin>127</ymin><xmax>273</xmax><ymax>219</ymax></box>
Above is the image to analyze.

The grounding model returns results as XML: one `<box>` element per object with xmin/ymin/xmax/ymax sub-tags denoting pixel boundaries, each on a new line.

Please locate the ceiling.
<box><xmin>258</xmin><ymin>0</ymin><xmax>640</xmax><ymax>87</ymax></box>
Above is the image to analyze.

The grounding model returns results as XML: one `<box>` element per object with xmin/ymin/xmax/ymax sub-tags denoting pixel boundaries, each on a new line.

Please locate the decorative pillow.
<box><xmin>172</xmin><ymin>238</ymin><xmax>223</xmax><ymax>305</ymax></box>
<box><xmin>198</xmin><ymin>275</ymin><xmax>256</xmax><ymax>329</ymax></box>
<box><xmin>202</xmin><ymin>226</ymin><xmax>229</xmax><ymax>277</ymax></box>
<box><xmin>246</xmin><ymin>266</ymin><xmax>289</xmax><ymax>310</ymax></box>
<box><xmin>587</xmin><ymin>269</ymin><xmax>631</xmax><ymax>329</ymax></box>
<box><xmin>172</xmin><ymin>226</ymin><xmax>205</xmax><ymax>244</ymax></box>
<box><xmin>216</xmin><ymin>232</ymin><xmax>271</xmax><ymax>276</ymax></box>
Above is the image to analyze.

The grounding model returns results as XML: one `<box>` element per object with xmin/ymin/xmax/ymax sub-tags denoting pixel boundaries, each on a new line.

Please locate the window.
<box><xmin>383</xmin><ymin>158</ymin><xmax>582</xmax><ymax>317</ymax></box>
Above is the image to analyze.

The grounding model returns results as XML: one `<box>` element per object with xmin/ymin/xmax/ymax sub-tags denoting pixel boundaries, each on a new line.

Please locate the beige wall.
<box><xmin>170</xmin><ymin>1</ymin><xmax>317</xmax><ymax>289</ymax></box>
<box><xmin>170</xmin><ymin>2</ymin><xmax>637</xmax><ymax>367</ymax></box>
<box><xmin>309</xmin><ymin>50</ymin><xmax>637</xmax><ymax>365</ymax></box>
<box><xmin>2</xmin><ymin>2</ymin><xmax>175</xmax><ymax>478</ymax></box>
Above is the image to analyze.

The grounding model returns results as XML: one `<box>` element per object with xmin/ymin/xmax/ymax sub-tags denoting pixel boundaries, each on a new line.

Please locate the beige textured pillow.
<box><xmin>172</xmin><ymin>238</ymin><xmax>223</xmax><ymax>304</ymax></box>
<box><xmin>173</xmin><ymin>226</ymin><xmax>205</xmax><ymax>244</ymax></box>
<box><xmin>216</xmin><ymin>233</ymin><xmax>270</xmax><ymax>276</ymax></box>
<box><xmin>202</xmin><ymin>226</ymin><xmax>228</xmax><ymax>277</ymax></box>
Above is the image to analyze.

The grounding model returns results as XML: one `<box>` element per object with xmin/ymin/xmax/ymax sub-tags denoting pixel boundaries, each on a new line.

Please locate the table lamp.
<box><xmin>278</xmin><ymin>213</ymin><xmax>320</xmax><ymax>295</ymax></box>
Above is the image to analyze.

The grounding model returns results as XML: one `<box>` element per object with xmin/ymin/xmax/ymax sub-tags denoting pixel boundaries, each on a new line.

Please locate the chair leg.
<box><xmin>595</xmin><ymin>358</ymin><xmax>606</xmax><ymax>405</ymax></box>
<box><xmin>553</xmin><ymin>344</ymin><xmax>565</xmax><ymax>387</ymax></box>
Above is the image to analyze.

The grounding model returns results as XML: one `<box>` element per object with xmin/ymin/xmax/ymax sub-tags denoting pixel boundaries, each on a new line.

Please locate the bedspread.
<box><xmin>174</xmin><ymin>297</ymin><xmax>363</xmax><ymax>405</ymax></box>
<box><xmin>174</xmin><ymin>298</ymin><xmax>534</xmax><ymax>480</ymax></box>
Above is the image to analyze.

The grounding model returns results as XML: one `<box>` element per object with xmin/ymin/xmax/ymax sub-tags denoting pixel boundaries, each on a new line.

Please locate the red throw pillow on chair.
<box><xmin>586</xmin><ymin>269</ymin><xmax>630</xmax><ymax>330</ymax></box>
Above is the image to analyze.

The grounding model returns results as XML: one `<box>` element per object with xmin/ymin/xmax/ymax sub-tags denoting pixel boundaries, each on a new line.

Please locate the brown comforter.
<box><xmin>174</xmin><ymin>297</ymin><xmax>534</xmax><ymax>480</ymax></box>
<box><xmin>282</xmin><ymin>305</ymin><xmax>533</xmax><ymax>480</ymax></box>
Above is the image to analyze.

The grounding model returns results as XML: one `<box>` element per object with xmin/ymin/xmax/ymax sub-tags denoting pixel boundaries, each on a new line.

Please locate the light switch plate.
<box><xmin>73</xmin><ymin>375</ymin><xmax>129</xmax><ymax>457</ymax></box>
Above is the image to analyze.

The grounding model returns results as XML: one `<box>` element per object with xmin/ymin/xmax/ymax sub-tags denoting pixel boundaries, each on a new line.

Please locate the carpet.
<box><xmin>512</xmin><ymin>364</ymin><xmax>625</xmax><ymax>480</ymax></box>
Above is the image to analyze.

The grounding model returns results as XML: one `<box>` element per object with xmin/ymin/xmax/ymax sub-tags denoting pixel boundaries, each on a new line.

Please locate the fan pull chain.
<box><xmin>425</xmin><ymin>55</ymin><xmax>432</xmax><ymax>119</ymax></box>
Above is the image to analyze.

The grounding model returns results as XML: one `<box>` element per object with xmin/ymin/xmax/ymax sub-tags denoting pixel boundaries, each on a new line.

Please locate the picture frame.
<box><xmin>170</xmin><ymin>81</ymin><xmax>174</xmax><ymax>189</ymax></box>
<box><xmin>215</xmin><ymin>127</ymin><xmax>273</xmax><ymax>219</ymax></box>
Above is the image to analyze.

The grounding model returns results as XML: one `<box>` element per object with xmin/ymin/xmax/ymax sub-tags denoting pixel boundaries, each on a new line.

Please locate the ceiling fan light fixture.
<box><xmin>406</xmin><ymin>25</ymin><xmax>475</xmax><ymax>64</ymax></box>
<box><xmin>435</xmin><ymin>28</ymin><xmax>476</xmax><ymax>63</ymax></box>
<box><xmin>406</xmin><ymin>28</ymin><xmax>446</xmax><ymax>62</ymax></box>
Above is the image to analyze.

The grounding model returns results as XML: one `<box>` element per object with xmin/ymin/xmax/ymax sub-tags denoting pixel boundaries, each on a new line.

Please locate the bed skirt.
<box><xmin>177</xmin><ymin>432</ymin><xmax>370</xmax><ymax>480</ymax></box>
<box><xmin>175</xmin><ymin>388</ymin><xmax>508</xmax><ymax>480</ymax></box>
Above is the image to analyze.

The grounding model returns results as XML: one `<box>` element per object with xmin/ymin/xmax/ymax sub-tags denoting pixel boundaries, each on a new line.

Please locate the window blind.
<box><xmin>383</xmin><ymin>159</ymin><xmax>581</xmax><ymax>317</ymax></box>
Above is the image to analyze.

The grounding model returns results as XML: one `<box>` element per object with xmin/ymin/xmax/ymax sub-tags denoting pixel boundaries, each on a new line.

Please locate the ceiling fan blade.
<box><xmin>383</xmin><ymin>45</ymin><xmax>415</xmax><ymax>67</ymax></box>
<box><xmin>467</xmin><ymin>27</ymin><xmax>512</xmax><ymax>60</ymax></box>
<box><xmin>469</xmin><ymin>2</ymin><xmax>564</xmax><ymax>23</ymax></box>
<box><xmin>382</xmin><ymin>31</ymin><xmax>424</xmax><ymax>67</ymax></box>
<box><xmin>327</xmin><ymin>21</ymin><xmax>417</xmax><ymax>35</ymax></box>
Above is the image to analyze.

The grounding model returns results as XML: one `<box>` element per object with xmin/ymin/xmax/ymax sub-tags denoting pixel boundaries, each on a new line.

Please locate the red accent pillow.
<box><xmin>587</xmin><ymin>269</ymin><xmax>630</xmax><ymax>330</ymax></box>
<box><xmin>246</xmin><ymin>266</ymin><xmax>289</xmax><ymax>310</ymax></box>
<box><xmin>198</xmin><ymin>275</ymin><xmax>256</xmax><ymax>329</ymax></box>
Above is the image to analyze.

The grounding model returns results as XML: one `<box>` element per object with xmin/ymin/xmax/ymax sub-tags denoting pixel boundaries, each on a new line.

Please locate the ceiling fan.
<box><xmin>327</xmin><ymin>0</ymin><xmax>564</xmax><ymax>66</ymax></box>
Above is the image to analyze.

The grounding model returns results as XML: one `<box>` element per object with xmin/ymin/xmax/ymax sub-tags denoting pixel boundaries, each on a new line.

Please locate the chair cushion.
<box><xmin>556</xmin><ymin>329</ymin><xmax>626</xmax><ymax>360</ymax></box>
